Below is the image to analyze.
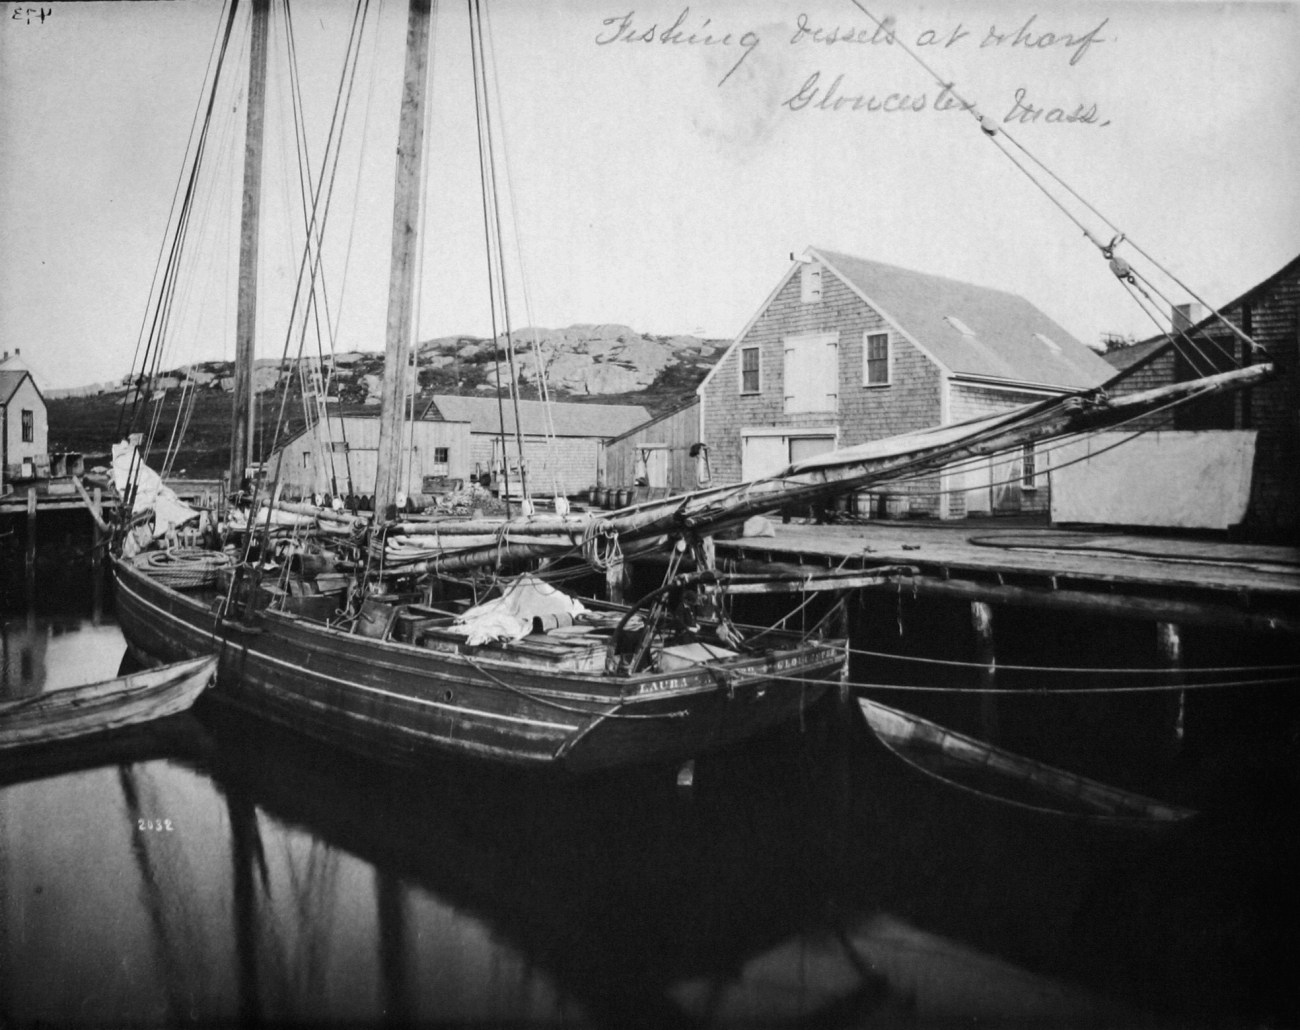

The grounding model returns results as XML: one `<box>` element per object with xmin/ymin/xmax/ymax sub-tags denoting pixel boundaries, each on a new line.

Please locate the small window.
<box><xmin>1034</xmin><ymin>332</ymin><xmax>1062</xmax><ymax>353</ymax></box>
<box><xmin>434</xmin><ymin>447</ymin><xmax>449</xmax><ymax>464</ymax></box>
<box><xmin>864</xmin><ymin>332</ymin><xmax>890</xmax><ymax>386</ymax></box>
<box><xmin>800</xmin><ymin>262</ymin><xmax>822</xmax><ymax>303</ymax></box>
<box><xmin>303</xmin><ymin>450</ymin><xmax>312</xmax><ymax>468</ymax></box>
<box><xmin>1021</xmin><ymin>443</ymin><xmax>1037</xmax><ymax>490</ymax></box>
<box><xmin>21</xmin><ymin>409</ymin><xmax>34</xmax><ymax>443</ymax></box>
<box><xmin>740</xmin><ymin>347</ymin><xmax>760</xmax><ymax>394</ymax></box>
<box><xmin>945</xmin><ymin>315</ymin><xmax>976</xmax><ymax>337</ymax></box>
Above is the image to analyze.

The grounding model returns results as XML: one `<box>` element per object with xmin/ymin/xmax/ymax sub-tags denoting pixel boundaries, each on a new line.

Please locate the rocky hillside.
<box><xmin>83</xmin><ymin>324</ymin><xmax>726</xmax><ymax>415</ymax></box>
<box><xmin>47</xmin><ymin>326</ymin><xmax>728</xmax><ymax>478</ymax></box>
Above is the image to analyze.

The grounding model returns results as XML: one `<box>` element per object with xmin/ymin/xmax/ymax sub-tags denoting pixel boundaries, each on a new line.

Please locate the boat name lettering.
<box><xmin>637</xmin><ymin>676</ymin><xmax>691</xmax><ymax>695</ymax></box>
<box><xmin>137</xmin><ymin>818</ymin><xmax>174</xmax><ymax>833</ymax></box>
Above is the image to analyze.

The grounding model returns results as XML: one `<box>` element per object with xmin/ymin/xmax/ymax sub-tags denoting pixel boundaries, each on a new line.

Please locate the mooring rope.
<box><xmin>737</xmin><ymin>671</ymin><xmax>1297</xmax><ymax>695</ymax></box>
<box><xmin>841</xmin><ymin>645</ymin><xmax>1300</xmax><ymax>676</ymax></box>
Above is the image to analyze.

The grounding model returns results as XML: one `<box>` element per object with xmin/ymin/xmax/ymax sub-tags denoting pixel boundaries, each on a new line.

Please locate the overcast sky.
<box><xmin>2</xmin><ymin>0</ymin><xmax>1298</xmax><ymax>390</ymax></box>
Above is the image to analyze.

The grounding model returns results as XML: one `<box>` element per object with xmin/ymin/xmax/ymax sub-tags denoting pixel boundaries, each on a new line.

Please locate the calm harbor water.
<box><xmin>1</xmin><ymin>583</ymin><xmax>1297</xmax><ymax>1028</ymax></box>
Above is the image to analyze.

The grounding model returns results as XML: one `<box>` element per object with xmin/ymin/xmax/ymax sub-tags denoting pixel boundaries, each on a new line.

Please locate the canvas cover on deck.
<box><xmin>453</xmin><ymin>574</ymin><xmax>588</xmax><ymax>646</ymax></box>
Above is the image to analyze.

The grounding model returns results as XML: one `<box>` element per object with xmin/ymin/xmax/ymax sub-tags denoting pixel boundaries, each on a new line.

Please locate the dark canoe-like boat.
<box><xmin>0</xmin><ymin>655</ymin><xmax>216</xmax><ymax>754</ymax></box>
<box><xmin>114</xmin><ymin>560</ymin><xmax>844</xmax><ymax>774</ymax></box>
<box><xmin>858</xmin><ymin>697</ymin><xmax>1197</xmax><ymax>827</ymax></box>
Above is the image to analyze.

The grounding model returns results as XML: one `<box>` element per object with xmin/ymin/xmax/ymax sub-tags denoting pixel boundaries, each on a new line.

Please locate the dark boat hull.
<box><xmin>114</xmin><ymin>559</ymin><xmax>840</xmax><ymax>773</ymax></box>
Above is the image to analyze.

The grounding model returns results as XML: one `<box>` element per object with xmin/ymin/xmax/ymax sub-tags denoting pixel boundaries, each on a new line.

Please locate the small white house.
<box><xmin>1</xmin><ymin>369</ymin><xmax>48</xmax><ymax>489</ymax></box>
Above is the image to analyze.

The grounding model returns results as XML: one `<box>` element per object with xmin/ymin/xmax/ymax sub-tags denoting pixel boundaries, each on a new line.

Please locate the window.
<box><xmin>783</xmin><ymin>333</ymin><xmax>838</xmax><ymax>413</ymax></box>
<box><xmin>434</xmin><ymin>447</ymin><xmax>449</xmax><ymax>464</ymax></box>
<box><xmin>303</xmin><ymin>450</ymin><xmax>312</xmax><ymax>468</ymax></box>
<box><xmin>740</xmin><ymin>347</ymin><xmax>760</xmax><ymax>394</ymax></box>
<box><xmin>800</xmin><ymin>262</ymin><xmax>822</xmax><ymax>303</ymax></box>
<box><xmin>1021</xmin><ymin>443</ymin><xmax>1037</xmax><ymax>490</ymax></box>
<box><xmin>21</xmin><ymin>409</ymin><xmax>34</xmax><ymax>443</ymax></box>
<box><xmin>864</xmin><ymin>332</ymin><xmax>890</xmax><ymax>386</ymax></box>
<box><xmin>945</xmin><ymin>315</ymin><xmax>976</xmax><ymax>337</ymax></box>
<box><xmin>1033</xmin><ymin>332</ymin><xmax>1062</xmax><ymax>353</ymax></box>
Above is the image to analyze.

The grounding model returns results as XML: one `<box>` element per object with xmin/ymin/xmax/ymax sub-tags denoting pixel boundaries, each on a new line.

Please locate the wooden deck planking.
<box><xmin>715</xmin><ymin>522</ymin><xmax>1300</xmax><ymax>598</ymax></box>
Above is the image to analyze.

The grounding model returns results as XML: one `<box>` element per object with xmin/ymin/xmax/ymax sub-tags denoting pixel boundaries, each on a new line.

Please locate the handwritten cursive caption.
<box><xmin>596</xmin><ymin>8</ymin><xmax>1114</xmax><ymax>127</ymax></box>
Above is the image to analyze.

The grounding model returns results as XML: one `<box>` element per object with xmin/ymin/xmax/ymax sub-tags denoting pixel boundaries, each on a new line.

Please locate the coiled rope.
<box><xmin>132</xmin><ymin>547</ymin><xmax>234</xmax><ymax>588</ymax></box>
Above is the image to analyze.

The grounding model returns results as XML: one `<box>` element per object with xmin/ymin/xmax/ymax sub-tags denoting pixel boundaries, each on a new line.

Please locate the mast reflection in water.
<box><xmin>2</xmin><ymin>606</ymin><xmax>1296</xmax><ymax>1028</ymax></box>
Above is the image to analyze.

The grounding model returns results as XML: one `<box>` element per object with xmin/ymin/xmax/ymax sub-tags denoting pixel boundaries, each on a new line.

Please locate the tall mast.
<box><xmin>229</xmin><ymin>0</ymin><xmax>270</xmax><ymax>494</ymax></box>
<box><xmin>374</xmin><ymin>0</ymin><xmax>432</xmax><ymax>518</ymax></box>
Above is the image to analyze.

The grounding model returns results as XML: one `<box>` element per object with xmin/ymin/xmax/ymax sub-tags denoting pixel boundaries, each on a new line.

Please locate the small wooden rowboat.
<box><xmin>857</xmin><ymin>697</ymin><xmax>1197</xmax><ymax>827</ymax></box>
<box><xmin>0</xmin><ymin>656</ymin><xmax>216</xmax><ymax>753</ymax></box>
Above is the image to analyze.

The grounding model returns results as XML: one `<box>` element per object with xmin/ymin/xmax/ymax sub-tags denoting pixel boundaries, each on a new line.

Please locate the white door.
<box><xmin>742</xmin><ymin>435</ymin><xmax>789</xmax><ymax>481</ymax></box>
<box><xmin>788</xmin><ymin>435</ymin><xmax>836</xmax><ymax>466</ymax></box>
<box><xmin>963</xmin><ymin>457</ymin><xmax>992</xmax><ymax>514</ymax></box>
<box><xmin>644</xmin><ymin>447</ymin><xmax>669</xmax><ymax>489</ymax></box>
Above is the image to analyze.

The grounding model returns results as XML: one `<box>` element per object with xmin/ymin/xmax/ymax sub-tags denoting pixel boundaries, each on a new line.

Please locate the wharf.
<box><xmin>713</xmin><ymin>518</ymin><xmax>1300</xmax><ymax>634</ymax></box>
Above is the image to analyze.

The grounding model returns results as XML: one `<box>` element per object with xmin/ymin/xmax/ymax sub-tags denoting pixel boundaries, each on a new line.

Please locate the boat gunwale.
<box><xmin>114</xmin><ymin>557</ymin><xmax>848</xmax><ymax>699</ymax></box>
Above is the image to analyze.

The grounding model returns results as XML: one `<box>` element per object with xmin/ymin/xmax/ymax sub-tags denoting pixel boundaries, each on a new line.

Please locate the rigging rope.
<box><xmin>846</xmin><ymin>0</ymin><xmax>1264</xmax><ymax>364</ymax></box>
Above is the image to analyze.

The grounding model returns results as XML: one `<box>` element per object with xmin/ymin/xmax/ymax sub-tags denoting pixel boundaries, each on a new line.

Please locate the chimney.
<box><xmin>1171</xmin><ymin>302</ymin><xmax>1206</xmax><ymax>334</ymax></box>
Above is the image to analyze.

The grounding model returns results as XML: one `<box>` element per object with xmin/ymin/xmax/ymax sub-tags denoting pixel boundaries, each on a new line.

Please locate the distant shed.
<box><xmin>423</xmin><ymin>395</ymin><xmax>649</xmax><ymax>496</ymax></box>
<box><xmin>603</xmin><ymin>399</ymin><xmax>703</xmax><ymax>496</ymax></box>
<box><xmin>268</xmin><ymin>416</ymin><xmax>470</xmax><ymax>501</ymax></box>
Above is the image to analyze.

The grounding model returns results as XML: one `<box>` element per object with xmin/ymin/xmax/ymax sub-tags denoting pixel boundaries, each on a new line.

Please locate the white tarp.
<box><xmin>112</xmin><ymin>440</ymin><xmax>199</xmax><ymax>538</ymax></box>
<box><xmin>452</xmin><ymin>574</ymin><xmax>587</xmax><ymax>647</ymax></box>
<box><xmin>1050</xmin><ymin>430</ymin><xmax>1257</xmax><ymax>529</ymax></box>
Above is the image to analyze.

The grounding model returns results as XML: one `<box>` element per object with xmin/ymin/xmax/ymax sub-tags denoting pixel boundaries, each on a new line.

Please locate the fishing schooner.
<box><xmin>111</xmin><ymin>0</ymin><xmax>1274</xmax><ymax>775</ymax></box>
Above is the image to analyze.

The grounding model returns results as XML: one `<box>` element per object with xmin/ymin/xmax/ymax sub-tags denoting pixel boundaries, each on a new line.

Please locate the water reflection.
<box><xmin>2</xmin><ymin>609</ymin><xmax>1295</xmax><ymax>1027</ymax></box>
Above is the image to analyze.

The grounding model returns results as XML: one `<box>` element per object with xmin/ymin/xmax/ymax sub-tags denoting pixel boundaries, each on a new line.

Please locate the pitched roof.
<box><xmin>0</xmin><ymin>369</ymin><xmax>35</xmax><ymax>406</ymax></box>
<box><xmin>425</xmin><ymin>395</ymin><xmax>651</xmax><ymax>439</ymax></box>
<box><xmin>814</xmin><ymin>249</ymin><xmax>1114</xmax><ymax>390</ymax></box>
<box><xmin>1129</xmin><ymin>250</ymin><xmax>1300</xmax><ymax>355</ymax></box>
<box><xmin>1102</xmin><ymin>337</ymin><xmax>1169</xmax><ymax>372</ymax></box>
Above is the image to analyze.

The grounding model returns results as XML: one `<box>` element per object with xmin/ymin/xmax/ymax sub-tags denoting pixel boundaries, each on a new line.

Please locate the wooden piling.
<box><xmin>25</xmin><ymin>487</ymin><xmax>36</xmax><ymax>570</ymax></box>
<box><xmin>606</xmin><ymin>557</ymin><xmax>628</xmax><ymax>605</ymax></box>
<box><xmin>971</xmin><ymin>600</ymin><xmax>999</xmax><ymax>743</ymax></box>
<box><xmin>1156</xmin><ymin>621</ymin><xmax>1185</xmax><ymax>753</ymax></box>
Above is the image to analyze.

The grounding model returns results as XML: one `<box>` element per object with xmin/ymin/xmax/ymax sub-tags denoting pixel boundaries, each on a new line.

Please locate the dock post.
<box><xmin>971</xmin><ymin>601</ymin><xmax>999</xmax><ymax>742</ymax></box>
<box><xmin>91</xmin><ymin>487</ymin><xmax>104</xmax><ymax>623</ymax></box>
<box><xmin>695</xmin><ymin>535</ymin><xmax>717</xmax><ymax>619</ymax></box>
<box><xmin>836</xmin><ymin>592</ymin><xmax>852</xmax><ymax>703</ymax></box>
<box><xmin>1156</xmin><ymin>621</ymin><xmax>1185</xmax><ymax>754</ymax></box>
<box><xmin>25</xmin><ymin>487</ymin><xmax>38</xmax><ymax>602</ymax></box>
<box><xmin>606</xmin><ymin>556</ymin><xmax>628</xmax><ymax>605</ymax></box>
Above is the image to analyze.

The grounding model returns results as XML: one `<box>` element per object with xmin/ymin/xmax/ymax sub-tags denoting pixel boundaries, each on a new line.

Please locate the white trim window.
<box><xmin>739</xmin><ymin>345</ymin><xmax>761</xmax><ymax>394</ymax></box>
<box><xmin>783</xmin><ymin>333</ymin><xmax>838</xmax><ymax>414</ymax></box>
<box><xmin>800</xmin><ymin>262</ymin><xmax>822</xmax><ymax>303</ymax></box>
<box><xmin>863</xmin><ymin>331</ymin><xmax>890</xmax><ymax>386</ymax></box>
<box><xmin>1021</xmin><ymin>442</ymin><xmax>1038</xmax><ymax>490</ymax></box>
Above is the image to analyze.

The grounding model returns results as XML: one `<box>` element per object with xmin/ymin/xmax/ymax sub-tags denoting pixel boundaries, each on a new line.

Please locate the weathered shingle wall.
<box><xmin>701</xmin><ymin>268</ymin><xmax>943</xmax><ymax>511</ymax></box>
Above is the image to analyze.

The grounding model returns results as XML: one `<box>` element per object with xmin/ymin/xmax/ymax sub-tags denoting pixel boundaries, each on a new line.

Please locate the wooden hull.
<box><xmin>858</xmin><ymin>697</ymin><xmax>1197</xmax><ymax>827</ymax></box>
<box><xmin>0</xmin><ymin>655</ymin><xmax>215</xmax><ymax>752</ymax></box>
<box><xmin>113</xmin><ymin>559</ymin><xmax>840</xmax><ymax>774</ymax></box>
